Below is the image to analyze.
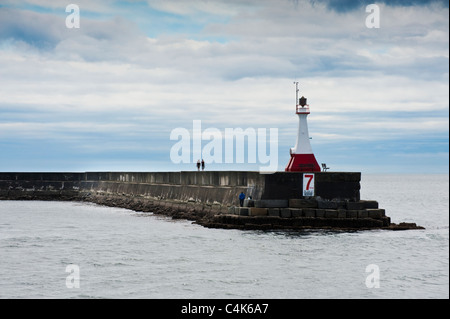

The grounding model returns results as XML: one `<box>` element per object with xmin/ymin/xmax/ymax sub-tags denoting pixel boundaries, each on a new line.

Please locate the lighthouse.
<box><xmin>285</xmin><ymin>82</ymin><xmax>321</xmax><ymax>172</ymax></box>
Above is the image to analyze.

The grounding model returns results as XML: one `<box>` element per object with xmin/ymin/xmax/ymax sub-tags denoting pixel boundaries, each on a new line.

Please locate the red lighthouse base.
<box><xmin>285</xmin><ymin>153</ymin><xmax>321</xmax><ymax>172</ymax></box>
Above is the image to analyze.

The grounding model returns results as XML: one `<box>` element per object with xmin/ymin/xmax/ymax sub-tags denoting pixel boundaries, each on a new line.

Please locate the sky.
<box><xmin>0</xmin><ymin>0</ymin><xmax>448</xmax><ymax>173</ymax></box>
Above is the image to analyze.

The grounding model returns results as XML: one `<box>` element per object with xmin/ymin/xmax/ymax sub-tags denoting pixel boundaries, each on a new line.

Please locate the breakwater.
<box><xmin>0</xmin><ymin>171</ymin><xmax>422</xmax><ymax>231</ymax></box>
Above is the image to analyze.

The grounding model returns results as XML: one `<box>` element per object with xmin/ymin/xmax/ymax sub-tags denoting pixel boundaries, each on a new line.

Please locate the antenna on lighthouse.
<box><xmin>294</xmin><ymin>81</ymin><xmax>299</xmax><ymax>106</ymax></box>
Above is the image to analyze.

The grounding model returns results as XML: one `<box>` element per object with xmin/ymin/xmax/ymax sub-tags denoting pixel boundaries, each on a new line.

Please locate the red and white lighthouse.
<box><xmin>285</xmin><ymin>82</ymin><xmax>321</xmax><ymax>172</ymax></box>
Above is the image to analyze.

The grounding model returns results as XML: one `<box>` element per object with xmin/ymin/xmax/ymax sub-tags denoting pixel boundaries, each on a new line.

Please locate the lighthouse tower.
<box><xmin>285</xmin><ymin>83</ymin><xmax>321</xmax><ymax>172</ymax></box>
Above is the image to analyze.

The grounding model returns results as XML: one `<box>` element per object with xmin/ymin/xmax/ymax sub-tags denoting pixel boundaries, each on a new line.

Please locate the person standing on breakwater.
<box><xmin>201</xmin><ymin>159</ymin><xmax>205</xmax><ymax>171</ymax></box>
<box><xmin>196</xmin><ymin>160</ymin><xmax>201</xmax><ymax>171</ymax></box>
<box><xmin>239</xmin><ymin>192</ymin><xmax>245</xmax><ymax>207</ymax></box>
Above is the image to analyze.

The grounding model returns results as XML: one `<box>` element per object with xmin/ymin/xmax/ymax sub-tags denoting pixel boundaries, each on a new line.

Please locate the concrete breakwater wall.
<box><xmin>0</xmin><ymin>171</ymin><xmax>361</xmax><ymax>204</ymax></box>
<box><xmin>0</xmin><ymin>171</ymin><xmax>422</xmax><ymax>231</ymax></box>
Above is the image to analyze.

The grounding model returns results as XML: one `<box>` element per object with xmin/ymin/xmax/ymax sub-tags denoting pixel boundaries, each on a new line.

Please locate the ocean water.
<box><xmin>0</xmin><ymin>174</ymin><xmax>448</xmax><ymax>299</ymax></box>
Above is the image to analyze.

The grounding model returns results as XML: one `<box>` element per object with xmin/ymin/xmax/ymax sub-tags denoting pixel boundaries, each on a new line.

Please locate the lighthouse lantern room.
<box><xmin>285</xmin><ymin>82</ymin><xmax>321</xmax><ymax>172</ymax></box>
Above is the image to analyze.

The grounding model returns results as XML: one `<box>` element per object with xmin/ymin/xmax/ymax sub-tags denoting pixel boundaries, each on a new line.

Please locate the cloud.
<box><xmin>2</xmin><ymin>2</ymin><xmax>447</xmax><ymax>80</ymax></box>
<box><xmin>309</xmin><ymin>0</ymin><xmax>449</xmax><ymax>12</ymax></box>
<box><xmin>0</xmin><ymin>8</ymin><xmax>63</xmax><ymax>49</ymax></box>
<box><xmin>0</xmin><ymin>1</ymin><xmax>448</xmax><ymax>172</ymax></box>
<box><xmin>0</xmin><ymin>0</ymin><xmax>118</xmax><ymax>13</ymax></box>
<box><xmin>145</xmin><ymin>0</ymin><xmax>250</xmax><ymax>16</ymax></box>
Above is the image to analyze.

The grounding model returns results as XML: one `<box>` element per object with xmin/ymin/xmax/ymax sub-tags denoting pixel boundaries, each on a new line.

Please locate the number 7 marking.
<box><xmin>305</xmin><ymin>174</ymin><xmax>314</xmax><ymax>190</ymax></box>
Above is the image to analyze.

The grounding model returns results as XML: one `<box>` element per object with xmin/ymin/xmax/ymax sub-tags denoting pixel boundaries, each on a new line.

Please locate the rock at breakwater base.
<box><xmin>387</xmin><ymin>223</ymin><xmax>425</xmax><ymax>231</ymax></box>
<box><xmin>199</xmin><ymin>216</ymin><xmax>424</xmax><ymax>232</ymax></box>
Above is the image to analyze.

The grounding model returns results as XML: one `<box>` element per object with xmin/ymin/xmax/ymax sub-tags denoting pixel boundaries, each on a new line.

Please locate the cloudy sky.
<box><xmin>0</xmin><ymin>0</ymin><xmax>448</xmax><ymax>173</ymax></box>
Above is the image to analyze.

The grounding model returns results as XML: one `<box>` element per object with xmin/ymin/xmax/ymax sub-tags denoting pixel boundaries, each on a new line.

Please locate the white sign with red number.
<box><xmin>303</xmin><ymin>173</ymin><xmax>315</xmax><ymax>197</ymax></box>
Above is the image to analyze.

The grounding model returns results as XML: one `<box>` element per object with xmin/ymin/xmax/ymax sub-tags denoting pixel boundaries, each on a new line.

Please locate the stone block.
<box><xmin>317</xmin><ymin>200</ymin><xmax>338</xmax><ymax>209</ymax></box>
<box><xmin>289</xmin><ymin>199</ymin><xmax>318</xmax><ymax>208</ymax></box>
<box><xmin>210</xmin><ymin>205</ymin><xmax>221</xmax><ymax>214</ymax></box>
<box><xmin>195</xmin><ymin>204</ymin><xmax>205</xmax><ymax>213</ymax></box>
<box><xmin>303</xmin><ymin>208</ymin><xmax>316</xmax><ymax>217</ymax></box>
<box><xmin>346</xmin><ymin>210</ymin><xmax>358</xmax><ymax>218</ymax></box>
<box><xmin>336</xmin><ymin>201</ymin><xmax>347</xmax><ymax>209</ymax></box>
<box><xmin>381</xmin><ymin>216</ymin><xmax>391</xmax><ymax>227</ymax></box>
<box><xmin>281</xmin><ymin>208</ymin><xmax>292</xmax><ymax>218</ymax></box>
<box><xmin>315</xmin><ymin>172</ymin><xmax>361</xmax><ymax>183</ymax></box>
<box><xmin>237</xmin><ymin>207</ymin><xmax>249</xmax><ymax>216</ymax></box>
<box><xmin>202</xmin><ymin>205</ymin><xmax>211</xmax><ymax>214</ymax></box>
<box><xmin>367</xmin><ymin>209</ymin><xmax>385</xmax><ymax>219</ymax></box>
<box><xmin>244</xmin><ymin>199</ymin><xmax>254</xmax><ymax>207</ymax></box>
<box><xmin>268</xmin><ymin>208</ymin><xmax>280</xmax><ymax>217</ymax></box>
<box><xmin>337</xmin><ymin>209</ymin><xmax>347</xmax><ymax>218</ymax></box>
<box><xmin>254</xmin><ymin>199</ymin><xmax>289</xmax><ymax>208</ymax></box>
<box><xmin>219</xmin><ymin>205</ymin><xmax>229</xmax><ymax>214</ymax></box>
<box><xmin>169</xmin><ymin>202</ymin><xmax>177</xmax><ymax>209</ymax></box>
<box><xmin>361</xmin><ymin>200</ymin><xmax>379</xmax><ymax>209</ymax></box>
<box><xmin>250</xmin><ymin>207</ymin><xmax>268</xmax><ymax>216</ymax></box>
<box><xmin>227</xmin><ymin>206</ymin><xmax>235</xmax><ymax>215</ymax></box>
<box><xmin>346</xmin><ymin>201</ymin><xmax>365</xmax><ymax>210</ymax></box>
<box><xmin>180</xmin><ymin>203</ymin><xmax>189</xmax><ymax>212</ymax></box>
<box><xmin>290</xmin><ymin>208</ymin><xmax>302</xmax><ymax>217</ymax></box>
<box><xmin>186</xmin><ymin>202</ymin><xmax>196</xmax><ymax>211</ymax></box>
<box><xmin>324</xmin><ymin>210</ymin><xmax>338</xmax><ymax>218</ymax></box>
<box><xmin>358</xmin><ymin>210</ymin><xmax>368</xmax><ymax>218</ymax></box>
<box><xmin>315</xmin><ymin>209</ymin><xmax>325</xmax><ymax>218</ymax></box>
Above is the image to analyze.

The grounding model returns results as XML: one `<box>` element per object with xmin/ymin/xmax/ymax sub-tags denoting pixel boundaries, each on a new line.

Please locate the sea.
<box><xmin>0</xmin><ymin>174</ymin><xmax>448</xmax><ymax>299</ymax></box>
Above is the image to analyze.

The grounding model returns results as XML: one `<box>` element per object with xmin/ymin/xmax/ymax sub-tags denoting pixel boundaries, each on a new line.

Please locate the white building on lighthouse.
<box><xmin>285</xmin><ymin>83</ymin><xmax>321</xmax><ymax>172</ymax></box>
